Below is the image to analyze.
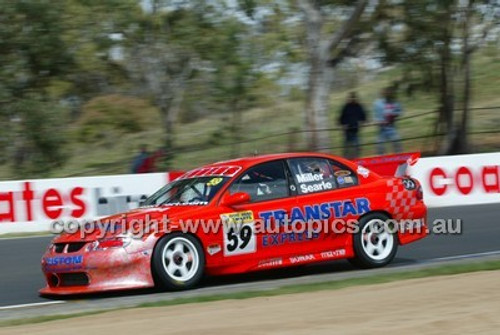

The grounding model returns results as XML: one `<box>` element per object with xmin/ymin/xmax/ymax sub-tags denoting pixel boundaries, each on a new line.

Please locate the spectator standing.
<box><xmin>338</xmin><ymin>92</ymin><xmax>367</xmax><ymax>159</ymax></box>
<box><xmin>373</xmin><ymin>88</ymin><xmax>403</xmax><ymax>154</ymax></box>
<box><xmin>130</xmin><ymin>145</ymin><xmax>149</xmax><ymax>173</ymax></box>
<box><xmin>138</xmin><ymin>148</ymin><xmax>165</xmax><ymax>173</ymax></box>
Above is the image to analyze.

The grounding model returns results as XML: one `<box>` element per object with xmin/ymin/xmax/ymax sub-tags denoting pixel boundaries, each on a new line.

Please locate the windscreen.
<box><xmin>143</xmin><ymin>177</ymin><xmax>229</xmax><ymax>206</ymax></box>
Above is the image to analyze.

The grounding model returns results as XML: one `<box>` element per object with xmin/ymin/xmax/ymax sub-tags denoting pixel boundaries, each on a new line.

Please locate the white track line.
<box><xmin>430</xmin><ymin>250</ymin><xmax>500</xmax><ymax>262</ymax></box>
<box><xmin>0</xmin><ymin>301</ymin><xmax>65</xmax><ymax>310</ymax></box>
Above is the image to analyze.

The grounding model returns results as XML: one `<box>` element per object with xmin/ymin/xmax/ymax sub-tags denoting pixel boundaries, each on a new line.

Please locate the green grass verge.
<box><xmin>2</xmin><ymin>259</ymin><xmax>500</xmax><ymax>328</ymax></box>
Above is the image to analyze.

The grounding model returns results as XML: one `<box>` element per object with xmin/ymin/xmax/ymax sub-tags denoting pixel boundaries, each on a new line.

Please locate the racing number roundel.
<box><xmin>221</xmin><ymin>211</ymin><xmax>256</xmax><ymax>256</ymax></box>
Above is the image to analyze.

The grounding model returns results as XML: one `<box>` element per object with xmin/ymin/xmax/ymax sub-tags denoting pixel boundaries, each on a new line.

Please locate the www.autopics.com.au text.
<box><xmin>49</xmin><ymin>216</ymin><xmax>462</xmax><ymax>240</ymax></box>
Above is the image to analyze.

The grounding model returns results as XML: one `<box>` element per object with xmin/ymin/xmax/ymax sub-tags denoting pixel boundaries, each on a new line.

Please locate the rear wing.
<box><xmin>395</xmin><ymin>162</ymin><xmax>408</xmax><ymax>177</ymax></box>
<box><xmin>395</xmin><ymin>154</ymin><xmax>420</xmax><ymax>177</ymax></box>
<box><xmin>353</xmin><ymin>152</ymin><xmax>421</xmax><ymax>177</ymax></box>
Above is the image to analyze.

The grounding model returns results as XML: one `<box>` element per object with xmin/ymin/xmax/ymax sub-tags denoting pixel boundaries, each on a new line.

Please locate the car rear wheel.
<box><xmin>152</xmin><ymin>233</ymin><xmax>205</xmax><ymax>290</ymax></box>
<box><xmin>349</xmin><ymin>213</ymin><xmax>398</xmax><ymax>268</ymax></box>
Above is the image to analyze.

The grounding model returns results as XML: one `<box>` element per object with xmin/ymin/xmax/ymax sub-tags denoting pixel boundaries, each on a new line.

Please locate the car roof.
<box><xmin>202</xmin><ymin>152</ymin><xmax>351</xmax><ymax>170</ymax></box>
<box><xmin>177</xmin><ymin>152</ymin><xmax>380</xmax><ymax>182</ymax></box>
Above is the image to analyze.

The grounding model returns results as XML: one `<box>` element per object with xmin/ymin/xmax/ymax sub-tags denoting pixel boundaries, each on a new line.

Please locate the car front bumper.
<box><xmin>39</xmin><ymin>242</ymin><xmax>155</xmax><ymax>295</ymax></box>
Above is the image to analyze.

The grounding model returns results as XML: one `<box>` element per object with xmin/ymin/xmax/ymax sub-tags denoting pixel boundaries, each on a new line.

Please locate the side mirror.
<box><xmin>220</xmin><ymin>192</ymin><xmax>250</xmax><ymax>207</ymax></box>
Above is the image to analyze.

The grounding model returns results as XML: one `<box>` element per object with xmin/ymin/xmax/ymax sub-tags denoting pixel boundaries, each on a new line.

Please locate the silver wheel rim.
<box><xmin>361</xmin><ymin>219</ymin><xmax>394</xmax><ymax>261</ymax></box>
<box><xmin>162</xmin><ymin>237</ymin><xmax>199</xmax><ymax>282</ymax></box>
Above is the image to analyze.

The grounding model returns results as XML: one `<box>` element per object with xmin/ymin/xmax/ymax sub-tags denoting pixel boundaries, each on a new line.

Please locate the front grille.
<box><xmin>58</xmin><ymin>273</ymin><xmax>89</xmax><ymax>287</ymax></box>
<box><xmin>48</xmin><ymin>274</ymin><xmax>59</xmax><ymax>287</ymax></box>
<box><xmin>53</xmin><ymin>242</ymin><xmax>87</xmax><ymax>253</ymax></box>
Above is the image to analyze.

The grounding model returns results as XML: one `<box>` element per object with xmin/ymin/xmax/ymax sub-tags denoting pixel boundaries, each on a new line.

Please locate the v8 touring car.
<box><xmin>40</xmin><ymin>152</ymin><xmax>427</xmax><ymax>295</ymax></box>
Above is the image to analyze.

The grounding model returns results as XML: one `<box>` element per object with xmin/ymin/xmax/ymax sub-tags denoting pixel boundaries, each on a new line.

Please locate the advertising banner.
<box><xmin>0</xmin><ymin>172</ymin><xmax>181</xmax><ymax>234</ymax></box>
<box><xmin>407</xmin><ymin>153</ymin><xmax>500</xmax><ymax>207</ymax></box>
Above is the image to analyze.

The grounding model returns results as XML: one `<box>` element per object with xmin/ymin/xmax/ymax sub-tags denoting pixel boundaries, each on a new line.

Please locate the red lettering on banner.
<box><xmin>42</xmin><ymin>189</ymin><xmax>63</xmax><ymax>220</ymax></box>
<box><xmin>70</xmin><ymin>187</ymin><xmax>86</xmax><ymax>218</ymax></box>
<box><xmin>22</xmin><ymin>182</ymin><xmax>34</xmax><ymax>221</ymax></box>
<box><xmin>429</xmin><ymin>167</ymin><xmax>448</xmax><ymax>196</ymax></box>
<box><xmin>0</xmin><ymin>192</ymin><xmax>15</xmax><ymax>222</ymax></box>
<box><xmin>455</xmin><ymin>166</ymin><xmax>473</xmax><ymax>195</ymax></box>
<box><xmin>1</xmin><ymin>184</ymin><xmax>90</xmax><ymax>222</ymax></box>
<box><xmin>428</xmin><ymin>164</ymin><xmax>500</xmax><ymax>196</ymax></box>
<box><xmin>482</xmin><ymin>166</ymin><xmax>500</xmax><ymax>193</ymax></box>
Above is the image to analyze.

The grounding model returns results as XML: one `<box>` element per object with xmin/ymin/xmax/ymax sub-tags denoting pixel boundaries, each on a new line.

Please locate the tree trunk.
<box><xmin>458</xmin><ymin>50</ymin><xmax>471</xmax><ymax>153</ymax></box>
<box><xmin>305</xmin><ymin>60</ymin><xmax>334</xmax><ymax>151</ymax></box>
<box><xmin>301</xmin><ymin>0</ymin><xmax>323</xmax><ymax>151</ymax></box>
<box><xmin>161</xmin><ymin>103</ymin><xmax>175</xmax><ymax>151</ymax></box>
<box><xmin>300</xmin><ymin>0</ymin><xmax>369</xmax><ymax>152</ymax></box>
<box><xmin>438</xmin><ymin>32</ymin><xmax>455</xmax><ymax>155</ymax></box>
<box><xmin>231</xmin><ymin>98</ymin><xmax>241</xmax><ymax>158</ymax></box>
<box><xmin>456</xmin><ymin>1</ymin><xmax>474</xmax><ymax>154</ymax></box>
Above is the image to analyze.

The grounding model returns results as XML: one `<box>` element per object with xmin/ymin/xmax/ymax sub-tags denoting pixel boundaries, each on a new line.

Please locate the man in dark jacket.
<box><xmin>339</xmin><ymin>92</ymin><xmax>367</xmax><ymax>158</ymax></box>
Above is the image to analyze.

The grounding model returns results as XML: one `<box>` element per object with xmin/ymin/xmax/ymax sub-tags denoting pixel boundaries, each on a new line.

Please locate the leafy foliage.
<box><xmin>77</xmin><ymin>95</ymin><xmax>163</xmax><ymax>143</ymax></box>
<box><xmin>1</xmin><ymin>97</ymin><xmax>67</xmax><ymax>177</ymax></box>
<box><xmin>0</xmin><ymin>0</ymin><xmax>498</xmax><ymax>178</ymax></box>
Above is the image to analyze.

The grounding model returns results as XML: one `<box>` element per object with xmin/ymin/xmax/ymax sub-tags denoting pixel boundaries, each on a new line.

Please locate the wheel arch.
<box><xmin>358</xmin><ymin>210</ymin><xmax>392</xmax><ymax>221</ymax></box>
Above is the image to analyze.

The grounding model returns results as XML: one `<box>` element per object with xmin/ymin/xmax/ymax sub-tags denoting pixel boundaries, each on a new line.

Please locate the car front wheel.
<box><xmin>152</xmin><ymin>233</ymin><xmax>205</xmax><ymax>290</ymax></box>
<box><xmin>349</xmin><ymin>213</ymin><xmax>398</xmax><ymax>269</ymax></box>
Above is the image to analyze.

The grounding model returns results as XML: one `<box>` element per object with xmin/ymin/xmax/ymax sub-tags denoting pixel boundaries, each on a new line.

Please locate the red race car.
<box><xmin>40</xmin><ymin>153</ymin><xmax>427</xmax><ymax>295</ymax></box>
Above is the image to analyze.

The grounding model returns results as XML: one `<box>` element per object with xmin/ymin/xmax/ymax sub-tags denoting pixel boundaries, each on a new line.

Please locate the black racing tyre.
<box><xmin>349</xmin><ymin>213</ymin><xmax>398</xmax><ymax>269</ymax></box>
<box><xmin>152</xmin><ymin>233</ymin><xmax>205</xmax><ymax>290</ymax></box>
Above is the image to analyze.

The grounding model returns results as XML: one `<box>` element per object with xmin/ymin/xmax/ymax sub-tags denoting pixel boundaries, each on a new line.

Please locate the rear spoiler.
<box><xmin>395</xmin><ymin>154</ymin><xmax>420</xmax><ymax>177</ymax></box>
<box><xmin>395</xmin><ymin>162</ymin><xmax>408</xmax><ymax>177</ymax></box>
<box><xmin>353</xmin><ymin>152</ymin><xmax>420</xmax><ymax>177</ymax></box>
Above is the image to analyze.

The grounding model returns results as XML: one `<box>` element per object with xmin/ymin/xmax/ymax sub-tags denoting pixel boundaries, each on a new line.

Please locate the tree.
<box><xmin>298</xmin><ymin>0</ymin><xmax>369</xmax><ymax>151</ymax></box>
<box><xmin>376</xmin><ymin>0</ymin><xmax>499</xmax><ymax>154</ymax></box>
<box><xmin>6</xmin><ymin>98</ymin><xmax>67</xmax><ymax>177</ymax></box>
<box><xmin>124</xmin><ymin>4</ymin><xmax>218</xmax><ymax>154</ymax></box>
<box><xmin>210</xmin><ymin>19</ymin><xmax>259</xmax><ymax>157</ymax></box>
<box><xmin>0</xmin><ymin>1</ymin><xmax>72</xmax><ymax>175</ymax></box>
<box><xmin>124</xmin><ymin>1</ymin><xmax>265</xmax><ymax>160</ymax></box>
<box><xmin>60</xmin><ymin>0</ymin><xmax>141</xmax><ymax>102</ymax></box>
<box><xmin>455</xmin><ymin>0</ymin><xmax>499</xmax><ymax>153</ymax></box>
<box><xmin>0</xmin><ymin>0</ymin><xmax>146</xmax><ymax>176</ymax></box>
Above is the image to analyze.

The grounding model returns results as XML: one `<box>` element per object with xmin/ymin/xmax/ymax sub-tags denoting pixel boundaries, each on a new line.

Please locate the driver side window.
<box><xmin>229</xmin><ymin>160</ymin><xmax>289</xmax><ymax>202</ymax></box>
<box><xmin>288</xmin><ymin>157</ymin><xmax>336</xmax><ymax>195</ymax></box>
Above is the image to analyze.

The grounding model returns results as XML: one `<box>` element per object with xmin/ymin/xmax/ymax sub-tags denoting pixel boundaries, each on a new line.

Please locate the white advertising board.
<box><xmin>0</xmin><ymin>172</ymin><xmax>180</xmax><ymax>234</ymax></box>
<box><xmin>408</xmin><ymin>153</ymin><xmax>500</xmax><ymax>208</ymax></box>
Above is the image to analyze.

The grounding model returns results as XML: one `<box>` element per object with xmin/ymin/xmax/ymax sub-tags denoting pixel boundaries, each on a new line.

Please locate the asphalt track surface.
<box><xmin>1</xmin><ymin>204</ymin><xmax>499</xmax><ymax>319</ymax></box>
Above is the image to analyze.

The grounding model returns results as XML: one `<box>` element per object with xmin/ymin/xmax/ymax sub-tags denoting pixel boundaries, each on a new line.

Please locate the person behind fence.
<box><xmin>338</xmin><ymin>91</ymin><xmax>367</xmax><ymax>159</ymax></box>
<box><xmin>138</xmin><ymin>148</ymin><xmax>165</xmax><ymax>173</ymax></box>
<box><xmin>130</xmin><ymin>144</ymin><xmax>149</xmax><ymax>174</ymax></box>
<box><xmin>374</xmin><ymin>87</ymin><xmax>403</xmax><ymax>154</ymax></box>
